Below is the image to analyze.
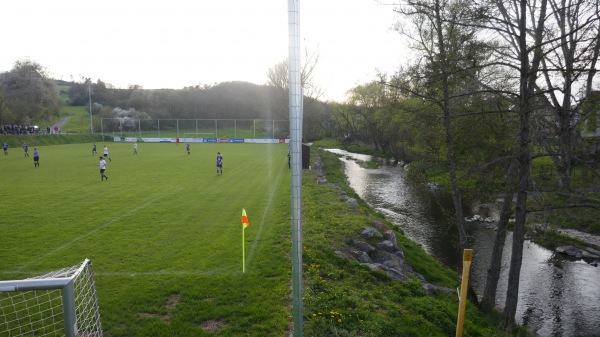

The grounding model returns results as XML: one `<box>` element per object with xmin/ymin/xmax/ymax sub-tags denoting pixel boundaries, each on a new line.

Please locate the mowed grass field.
<box><xmin>0</xmin><ymin>142</ymin><xmax>292</xmax><ymax>336</ymax></box>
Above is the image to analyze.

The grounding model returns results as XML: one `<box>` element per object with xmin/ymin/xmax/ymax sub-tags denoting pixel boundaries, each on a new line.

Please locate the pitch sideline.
<box><xmin>245</xmin><ymin>156</ymin><xmax>288</xmax><ymax>270</ymax></box>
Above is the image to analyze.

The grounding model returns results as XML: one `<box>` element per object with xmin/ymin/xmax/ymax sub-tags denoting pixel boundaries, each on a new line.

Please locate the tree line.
<box><xmin>347</xmin><ymin>0</ymin><xmax>599</xmax><ymax>331</ymax></box>
<box><xmin>0</xmin><ymin>59</ymin><xmax>334</xmax><ymax>141</ymax></box>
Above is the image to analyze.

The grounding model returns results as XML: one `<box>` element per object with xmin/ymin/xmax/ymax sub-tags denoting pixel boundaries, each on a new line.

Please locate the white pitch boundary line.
<box><xmin>244</xmin><ymin>156</ymin><xmax>288</xmax><ymax>269</ymax></box>
<box><xmin>16</xmin><ymin>188</ymin><xmax>182</xmax><ymax>272</ymax></box>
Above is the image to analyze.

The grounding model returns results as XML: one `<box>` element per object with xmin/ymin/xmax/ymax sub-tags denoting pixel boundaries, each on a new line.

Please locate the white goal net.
<box><xmin>0</xmin><ymin>259</ymin><xmax>102</xmax><ymax>337</ymax></box>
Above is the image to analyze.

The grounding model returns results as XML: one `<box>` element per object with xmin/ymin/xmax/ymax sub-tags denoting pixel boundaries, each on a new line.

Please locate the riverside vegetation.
<box><xmin>301</xmin><ymin>144</ymin><xmax>531</xmax><ymax>336</ymax></box>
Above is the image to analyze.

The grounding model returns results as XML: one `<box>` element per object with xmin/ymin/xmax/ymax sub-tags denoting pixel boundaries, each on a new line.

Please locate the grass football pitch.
<box><xmin>0</xmin><ymin>142</ymin><xmax>292</xmax><ymax>336</ymax></box>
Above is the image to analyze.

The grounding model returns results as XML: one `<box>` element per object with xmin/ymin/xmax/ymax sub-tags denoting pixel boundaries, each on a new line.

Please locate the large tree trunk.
<box><xmin>500</xmin><ymin>0</ymin><xmax>546</xmax><ymax>329</ymax></box>
<box><xmin>481</xmin><ymin>160</ymin><xmax>518</xmax><ymax>312</ymax></box>
<box><xmin>500</xmin><ymin>146</ymin><xmax>530</xmax><ymax>329</ymax></box>
<box><xmin>434</xmin><ymin>0</ymin><xmax>468</xmax><ymax>247</ymax></box>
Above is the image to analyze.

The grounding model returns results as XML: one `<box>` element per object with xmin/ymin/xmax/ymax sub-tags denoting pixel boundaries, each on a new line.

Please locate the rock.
<box><xmin>372</xmin><ymin>220</ymin><xmax>390</xmax><ymax>232</ymax></box>
<box><xmin>366</xmin><ymin>263</ymin><xmax>385</xmax><ymax>271</ymax></box>
<box><xmin>352</xmin><ymin>239</ymin><xmax>375</xmax><ymax>254</ymax></box>
<box><xmin>383</xmin><ymin>259</ymin><xmax>402</xmax><ymax>269</ymax></box>
<box><xmin>384</xmin><ymin>230</ymin><xmax>402</xmax><ymax>252</ymax></box>
<box><xmin>376</xmin><ymin>240</ymin><xmax>396</xmax><ymax>253</ymax></box>
<box><xmin>586</xmin><ymin>247</ymin><xmax>600</xmax><ymax>256</ymax></box>
<box><xmin>335</xmin><ymin>250</ymin><xmax>354</xmax><ymax>260</ymax></box>
<box><xmin>360</xmin><ymin>227</ymin><xmax>383</xmax><ymax>239</ymax></box>
<box><xmin>384</xmin><ymin>267</ymin><xmax>410</xmax><ymax>282</ymax></box>
<box><xmin>465</xmin><ymin>214</ymin><xmax>496</xmax><ymax>223</ymax></box>
<box><xmin>556</xmin><ymin>246</ymin><xmax>583</xmax><ymax>258</ymax></box>
<box><xmin>346</xmin><ymin>197</ymin><xmax>359</xmax><ymax>206</ymax></box>
<box><xmin>393</xmin><ymin>250</ymin><xmax>405</xmax><ymax>261</ymax></box>
<box><xmin>370</xmin><ymin>250</ymin><xmax>403</xmax><ymax>267</ymax></box>
<box><xmin>423</xmin><ymin>283</ymin><xmax>454</xmax><ymax>295</ymax></box>
<box><xmin>357</xmin><ymin>251</ymin><xmax>373</xmax><ymax>263</ymax></box>
<box><xmin>581</xmin><ymin>250</ymin><xmax>600</xmax><ymax>259</ymax></box>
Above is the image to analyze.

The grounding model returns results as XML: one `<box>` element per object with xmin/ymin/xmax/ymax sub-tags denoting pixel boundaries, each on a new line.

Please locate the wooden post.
<box><xmin>456</xmin><ymin>249</ymin><xmax>473</xmax><ymax>337</ymax></box>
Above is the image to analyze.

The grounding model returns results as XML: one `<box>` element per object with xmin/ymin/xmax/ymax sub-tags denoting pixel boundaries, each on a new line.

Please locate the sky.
<box><xmin>0</xmin><ymin>0</ymin><xmax>407</xmax><ymax>102</ymax></box>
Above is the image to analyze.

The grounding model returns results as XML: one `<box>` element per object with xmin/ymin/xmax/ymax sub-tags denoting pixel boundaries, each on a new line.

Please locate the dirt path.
<box><xmin>49</xmin><ymin>117</ymin><xmax>71</xmax><ymax>132</ymax></box>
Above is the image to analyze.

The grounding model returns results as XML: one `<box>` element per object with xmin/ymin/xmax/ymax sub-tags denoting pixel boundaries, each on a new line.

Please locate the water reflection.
<box><xmin>325</xmin><ymin>149</ymin><xmax>600</xmax><ymax>337</ymax></box>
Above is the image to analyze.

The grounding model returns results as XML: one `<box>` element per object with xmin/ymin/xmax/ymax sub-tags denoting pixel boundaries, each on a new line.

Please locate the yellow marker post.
<box><xmin>456</xmin><ymin>249</ymin><xmax>473</xmax><ymax>337</ymax></box>
<box><xmin>242</xmin><ymin>226</ymin><xmax>246</xmax><ymax>273</ymax></box>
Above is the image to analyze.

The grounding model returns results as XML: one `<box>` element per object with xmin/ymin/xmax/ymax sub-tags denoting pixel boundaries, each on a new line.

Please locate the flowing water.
<box><xmin>326</xmin><ymin>149</ymin><xmax>600</xmax><ymax>337</ymax></box>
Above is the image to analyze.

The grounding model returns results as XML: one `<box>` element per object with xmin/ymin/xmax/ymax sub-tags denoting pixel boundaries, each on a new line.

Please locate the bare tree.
<box><xmin>267</xmin><ymin>49</ymin><xmax>327</xmax><ymax>139</ymax></box>
<box><xmin>537</xmin><ymin>0</ymin><xmax>600</xmax><ymax>190</ymax></box>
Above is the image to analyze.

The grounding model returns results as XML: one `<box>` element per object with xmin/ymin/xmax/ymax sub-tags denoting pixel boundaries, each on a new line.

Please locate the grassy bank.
<box><xmin>0</xmin><ymin>133</ymin><xmax>105</xmax><ymax>148</ymax></box>
<box><xmin>301</xmin><ymin>147</ymin><xmax>530</xmax><ymax>336</ymax></box>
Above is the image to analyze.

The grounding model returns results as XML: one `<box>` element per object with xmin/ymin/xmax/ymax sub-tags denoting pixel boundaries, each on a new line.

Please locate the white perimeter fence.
<box><xmin>100</xmin><ymin>118</ymin><xmax>288</xmax><ymax>141</ymax></box>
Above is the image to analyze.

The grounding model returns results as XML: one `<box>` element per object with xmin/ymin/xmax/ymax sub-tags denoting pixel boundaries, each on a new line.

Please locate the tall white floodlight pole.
<box><xmin>288</xmin><ymin>0</ymin><xmax>303</xmax><ymax>336</ymax></box>
<box><xmin>88</xmin><ymin>80</ymin><xmax>93</xmax><ymax>133</ymax></box>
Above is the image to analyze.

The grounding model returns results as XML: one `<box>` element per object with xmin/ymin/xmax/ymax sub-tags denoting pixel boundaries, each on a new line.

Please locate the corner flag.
<box><xmin>242</xmin><ymin>209</ymin><xmax>250</xmax><ymax>228</ymax></box>
<box><xmin>242</xmin><ymin>208</ymin><xmax>250</xmax><ymax>273</ymax></box>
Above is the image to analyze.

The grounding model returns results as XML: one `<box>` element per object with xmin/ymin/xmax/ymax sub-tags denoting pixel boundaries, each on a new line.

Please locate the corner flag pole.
<box><xmin>242</xmin><ymin>209</ymin><xmax>250</xmax><ymax>273</ymax></box>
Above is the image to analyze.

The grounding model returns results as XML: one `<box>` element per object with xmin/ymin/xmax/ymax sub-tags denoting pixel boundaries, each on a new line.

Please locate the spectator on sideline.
<box><xmin>92</xmin><ymin>143</ymin><xmax>97</xmax><ymax>155</ymax></box>
<box><xmin>98</xmin><ymin>156</ymin><xmax>108</xmax><ymax>181</ymax></box>
<box><xmin>186</xmin><ymin>143</ymin><xmax>190</xmax><ymax>155</ymax></box>
<box><xmin>33</xmin><ymin>148</ymin><xmax>39</xmax><ymax>168</ymax></box>
<box><xmin>176</xmin><ymin>137</ymin><xmax>180</xmax><ymax>146</ymax></box>
<box><xmin>133</xmin><ymin>142</ymin><xmax>138</xmax><ymax>155</ymax></box>
<box><xmin>216</xmin><ymin>152</ymin><xmax>223</xmax><ymax>175</ymax></box>
<box><xmin>103</xmin><ymin>145</ymin><xmax>111</xmax><ymax>161</ymax></box>
<box><xmin>23</xmin><ymin>144</ymin><xmax>29</xmax><ymax>157</ymax></box>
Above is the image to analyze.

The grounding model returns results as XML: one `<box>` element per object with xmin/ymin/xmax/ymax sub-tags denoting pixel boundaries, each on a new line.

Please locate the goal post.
<box><xmin>0</xmin><ymin>259</ymin><xmax>102</xmax><ymax>337</ymax></box>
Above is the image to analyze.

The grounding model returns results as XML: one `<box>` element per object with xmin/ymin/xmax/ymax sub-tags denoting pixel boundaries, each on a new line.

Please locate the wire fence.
<box><xmin>100</xmin><ymin>118</ymin><xmax>288</xmax><ymax>140</ymax></box>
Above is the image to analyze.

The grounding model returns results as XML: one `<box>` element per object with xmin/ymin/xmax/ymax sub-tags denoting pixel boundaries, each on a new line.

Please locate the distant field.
<box><xmin>0</xmin><ymin>142</ymin><xmax>292</xmax><ymax>336</ymax></box>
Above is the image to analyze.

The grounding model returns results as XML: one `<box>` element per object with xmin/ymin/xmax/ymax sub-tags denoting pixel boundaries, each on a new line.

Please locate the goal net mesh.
<box><xmin>0</xmin><ymin>260</ymin><xmax>102</xmax><ymax>336</ymax></box>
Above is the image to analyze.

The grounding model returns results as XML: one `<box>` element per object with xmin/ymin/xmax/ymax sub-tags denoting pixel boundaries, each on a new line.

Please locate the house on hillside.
<box><xmin>580</xmin><ymin>91</ymin><xmax>600</xmax><ymax>157</ymax></box>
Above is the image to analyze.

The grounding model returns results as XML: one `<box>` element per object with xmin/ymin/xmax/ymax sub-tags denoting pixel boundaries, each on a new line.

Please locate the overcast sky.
<box><xmin>0</xmin><ymin>0</ymin><xmax>407</xmax><ymax>102</ymax></box>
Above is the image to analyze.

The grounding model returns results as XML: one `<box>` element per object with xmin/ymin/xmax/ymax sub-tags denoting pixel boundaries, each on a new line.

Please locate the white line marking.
<box><xmin>16</xmin><ymin>188</ymin><xmax>182</xmax><ymax>271</ymax></box>
<box><xmin>245</xmin><ymin>159</ymin><xmax>287</xmax><ymax>269</ymax></box>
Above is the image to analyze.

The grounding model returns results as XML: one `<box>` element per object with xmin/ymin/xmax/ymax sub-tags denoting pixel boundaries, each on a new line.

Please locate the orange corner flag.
<box><xmin>242</xmin><ymin>209</ymin><xmax>250</xmax><ymax>228</ymax></box>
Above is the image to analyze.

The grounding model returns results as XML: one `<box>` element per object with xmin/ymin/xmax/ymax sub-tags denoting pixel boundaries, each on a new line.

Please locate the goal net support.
<box><xmin>0</xmin><ymin>259</ymin><xmax>102</xmax><ymax>337</ymax></box>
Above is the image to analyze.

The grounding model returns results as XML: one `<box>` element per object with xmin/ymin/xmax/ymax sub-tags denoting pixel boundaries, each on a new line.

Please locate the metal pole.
<box><xmin>288</xmin><ymin>0</ymin><xmax>303</xmax><ymax>335</ymax></box>
<box><xmin>62</xmin><ymin>280</ymin><xmax>77</xmax><ymax>337</ymax></box>
<box><xmin>88</xmin><ymin>80</ymin><xmax>93</xmax><ymax>133</ymax></box>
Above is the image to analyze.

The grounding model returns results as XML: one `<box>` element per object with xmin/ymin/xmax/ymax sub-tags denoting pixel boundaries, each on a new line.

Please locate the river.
<box><xmin>325</xmin><ymin>149</ymin><xmax>600</xmax><ymax>337</ymax></box>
